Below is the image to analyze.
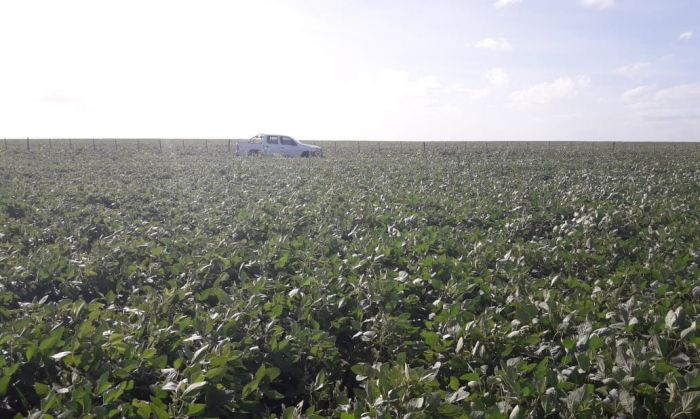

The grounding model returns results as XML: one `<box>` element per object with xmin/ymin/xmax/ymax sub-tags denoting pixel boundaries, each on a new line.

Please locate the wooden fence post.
<box><xmin>26</xmin><ymin>137</ymin><xmax>29</xmax><ymax>151</ymax></box>
<box><xmin>49</xmin><ymin>138</ymin><xmax>52</xmax><ymax>149</ymax></box>
<box><xmin>205</xmin><ymin>139</ymin><xmax>208</xmax><ymax>152</ymax></box>
<box><xmin>114</xmin><ymin>139</ymin><xmax>118</xmax><ymax>151</ymax></box>
<box><xmin>423</xmin><ymin>142</ymin><xmax>426</xmax><ymax>153</ymax></box>
<box><xmin>93</xmin><ymin>138</ymin><xmax>96</xmax><ymax>150</ymax></box>
<box><xmin>227</xmin><ymin>139</ymin><xmax>231</xmax><ymax>153</ymax></box>
<box><xmin>357</xmin><ymin>141</ymin><xmax>360</xmax><ymax>153</ymax></box>
<box><xmin>159</xmin><ymin>139</ymin><xmax>163</xmax><ymax>152</ymax></box>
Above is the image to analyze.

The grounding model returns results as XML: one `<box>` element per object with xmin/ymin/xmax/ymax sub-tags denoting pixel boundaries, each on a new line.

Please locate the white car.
<box><xmin>236</xmin><ymin>134</ymin><xmax>322</xmax><ymax>157</ymax></box>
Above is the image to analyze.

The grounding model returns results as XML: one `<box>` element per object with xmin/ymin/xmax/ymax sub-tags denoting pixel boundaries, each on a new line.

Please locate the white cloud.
<box><xmin>486</xmin><ymin>67</ymin><xmax>510</xmax><ymax>87</ymax></box>
<box><xmin>494</xmin><ymin>0</ymin><xmax>522</xmax><ymax>9</ymax></box>
<box><xmin>622</xmin><ymin>83</ymin><xmax>700</xmax><ymax>122</ymax></box>
<box><xmin>656</xmin><ymin>84</ymin><xmax>700</xmax><ymax>101</ymax></box>
<box><xmin>346</xmin><ymin>69</ymin><xmax>442</xmax><ymax>115</ymax></box>
<box><xmin>450</xmin><ymin>83</ymin><xmax>492</xmax><ymax>100</ymax></box>
<box><xmin>615</xmin><ymin>62</ymin><xmax>651</xmax><ymax>77</ymax></box>
<box><xmin>679</xmin><ymin>31</ymin><xmax>693</xmax><ymax>41</ymax></box>
<box><xmin>470</xmin><ymin>88</ymin><xmax>491</xmax><ymax>100</ymax></box>
<box><xmin>475</xmin><ymin>37</ymin><xmax>512</xmax><ymax>51</ymax></box>
<box><xmin>581</xmin><ymin>0</ymin><xmax>615</xmax><ymax>10</ymax></box>
<box><xmin>622</xmin><ymin>85</ymin><xmax>654</xmax><ymax>102</ymax></box>
<box><xmin>449</xmin><ymin>68</ymin><xmax>509</xmax><ymax>101</ymax></box>
<box><xmin>510</xmin><ymin>76</ymin><xmax>590</xmax><ymax>106</ymax></box>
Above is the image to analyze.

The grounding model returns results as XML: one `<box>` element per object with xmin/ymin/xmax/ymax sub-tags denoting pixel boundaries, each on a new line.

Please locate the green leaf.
<box><xmin>39</xmin><ymin>327</ymin><xmax>65</xmax><ymax>352</ymax></box>
<box><xmin>34</xmin><ymin>382</ymin><xmax>50</xmax><ymax>397</ymax></box>
<box><xmin>150</xmin><ymin>246</ymin><xmax>163</xmax><ymax>257</ymax></box>
<box><xmin>460</xmin><ymin>372</ymin><xmax>480</xmax><ymax>381</ymax></box>
<box><xmin>192</xmin><ymin>344</ymin><xmax>209</xmax><ymax>364</ymax></box>
<box><xmin>103</xmin><ymin>382</ymin><xmax>126</xmax><ymax>404</ymax></box>
<box><xmin>254</xmin><ymin>365</ymin><xmax>267</xmax><ymax>383</ymax></box>
<box><xmin>142</xmin><ymin>347</ymin><xmax>157</xmax><ymax>359</ymax></box>
<box><xmin>588</xmin><ymin>335</ymin><xmax>604</xmax><ymax>351</ymax></box>
<box><xmin>275</xmin><ymin>253</ymin><xmax>289</xmax><ymax>269</ymax></box>
<box><xmin>242</xmin><ymin>381</ymin><xmax>258</xmax><ymax>399</ymax></box>
<box><xmin>266</xmin><ymin>367</ymin><xmax>281</xmax><ymax>382</ymax></box>
<box><xmin>206</xmin><ymin>366</ymin><xmax>228</xmax><ymax>380</ymax></box>
<box><xmin>149</xmin><ymin>397</ymin><xmax>170</xmax><ymax>419</ymax></box>
<box><xmin>655</xmin><ymin>360</ymin><xmax>675</xmax><ymax>374</ymax></box>
<box><xmin>263</xmin><ymin>389</ymin><xmax>285</xmax><ymax>400</ymax></box>
<box><xmin>26</xmin><ymin>344</ymin><xmax>38</xmax><ymax>362</ymax></box>
<box><xmin>687</xmin><ymin>371</ymin><xmax>700</xmax><ymax>389</ymax></box>
<box><xmin>182</xmin><ymin>381</ymin><xmax>207</xmax><ymax>397</ymax></box>
<box><xmin>562</xmin><ymin>337</ymin><xmax>575</xmax><ymax>350</ymax></box>
<box><xmin>438</xmin><ymin>402</ymin><xmax>462</xmax><ymax>417</ymax></box>
<box><xmin>0</xmin><ymin>364</ymin><xmax>19</xmax><ymax>396</ymax></box>
<box><xmin>0</xmin><ymin>372</ymin><xmax>12</xmax><ymax>396</ymax></box>
<box><xmin>132</xmin><ymin>400</ymin><xmax>152</xmax><ymax>418</ymax></box>
<box><xmin>421</xmin><ymin>331</ymin><xmax>440</xmax><ymax>348</ymax></box>
<box><xmin>187</xmin><ymin>403</ymin><xmax>206</xmax><ymax>416</ymax></box>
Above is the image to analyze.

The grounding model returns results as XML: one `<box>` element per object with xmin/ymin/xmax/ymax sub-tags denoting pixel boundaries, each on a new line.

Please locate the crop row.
<box><xmin>1</xmin><ymin>147</ymin><xmax>699</xmax><ymax>417</ymax></box>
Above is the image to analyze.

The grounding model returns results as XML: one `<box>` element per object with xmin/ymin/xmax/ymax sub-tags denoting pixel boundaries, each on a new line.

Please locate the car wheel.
<box><xmin>301</xmin><ymin>151</ymin><xmax>309</xmax><ymax>158</ymax></box>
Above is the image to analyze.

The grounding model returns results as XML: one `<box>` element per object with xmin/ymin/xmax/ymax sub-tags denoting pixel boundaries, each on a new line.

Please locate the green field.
<box><xmin>1</xmin><ymin>143</ymin><xmax>699</xmax><ymax>417</ymax></box>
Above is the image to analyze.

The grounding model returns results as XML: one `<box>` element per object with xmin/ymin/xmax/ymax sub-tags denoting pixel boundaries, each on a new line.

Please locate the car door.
<box><xmin>265</xmin><ymin>135</ymin><xmax>280</xmax><ymax>155</ymax></box>
<box><xmin>280</xmin><ymin>136</ymin><xmax>297</xmax><ymax>156</ymax></box>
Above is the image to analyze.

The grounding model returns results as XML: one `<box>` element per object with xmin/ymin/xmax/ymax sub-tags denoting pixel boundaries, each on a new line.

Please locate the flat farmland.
<box><xmin>1</xmin><ymin>143</ymin><xmax>699</xmax><ymax>417</ymax></box>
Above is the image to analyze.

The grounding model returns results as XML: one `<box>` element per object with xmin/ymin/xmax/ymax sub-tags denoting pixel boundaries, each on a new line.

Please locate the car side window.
<box><xmin>268</xmin><ymin>136</ymin><xmax>279</xmax><ymax>144</ymax></box>
<box><xmin>281</xmin><ymin>137</ymin><xmax>296</xmax><ymax>146</ymax></box>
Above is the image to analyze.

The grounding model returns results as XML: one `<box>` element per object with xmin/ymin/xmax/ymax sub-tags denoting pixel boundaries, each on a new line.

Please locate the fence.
<box><xmin>2</xmin><ymin>138</ymin><xmax>699</xmax><ymax>156</ymax></box>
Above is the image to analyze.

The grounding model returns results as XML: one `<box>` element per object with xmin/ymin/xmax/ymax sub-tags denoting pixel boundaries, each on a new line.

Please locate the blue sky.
<box><xmin>0</xmin><ymin>0</ymin><xmax>698</xmax><ymax>140</ymax></box>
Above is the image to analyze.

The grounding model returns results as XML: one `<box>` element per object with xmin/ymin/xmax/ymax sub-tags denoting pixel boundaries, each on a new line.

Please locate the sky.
<box><xmin>0</xmin><ymin>0</ymin><xmax>698</xmax><ymax>141</ymax></box>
